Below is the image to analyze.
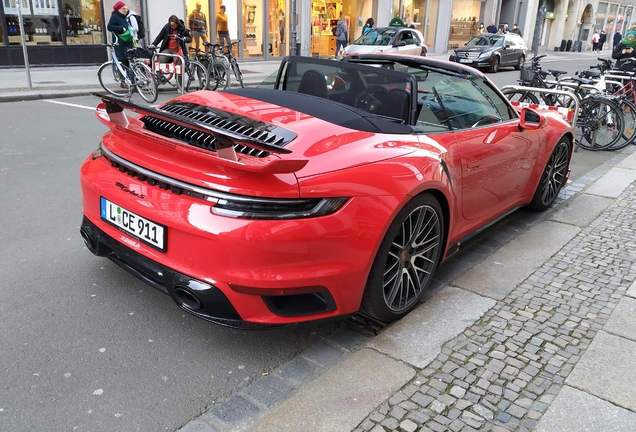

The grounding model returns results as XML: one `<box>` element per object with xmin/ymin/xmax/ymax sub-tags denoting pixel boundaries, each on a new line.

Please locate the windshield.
<box><xmin>466</xmin><ymin>35</ymin><xmax>503</xmax><ymax>47</ymax></box>
<box><xmin>353</xmin><ymin>28</ymin><xmax>396</xmax><ymax>46</ymax></box>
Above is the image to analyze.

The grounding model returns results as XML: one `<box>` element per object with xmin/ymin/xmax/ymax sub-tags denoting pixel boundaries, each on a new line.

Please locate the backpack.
<box><xmin>128</xmin><ymin>13</ymin><xmax>145</xmax><ymax>40</ymax></box>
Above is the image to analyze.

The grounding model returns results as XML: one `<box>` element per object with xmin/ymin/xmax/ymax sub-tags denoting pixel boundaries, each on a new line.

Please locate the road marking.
<box><xmin>43</xmin><ymin>99</ymin><xmax>94</xmax><ymax>110</ymax></box>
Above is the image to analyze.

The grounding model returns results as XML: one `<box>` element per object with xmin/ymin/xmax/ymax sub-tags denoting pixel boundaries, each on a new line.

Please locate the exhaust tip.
<box><xmin>174</xmin><ymin>286</ymin><xmax>203</xmax><ymax>311</ymax></box>
<box><xmin>80</xmin><ymin>226</ymin><xmax>95</xmax><ymax>251</ymax></box>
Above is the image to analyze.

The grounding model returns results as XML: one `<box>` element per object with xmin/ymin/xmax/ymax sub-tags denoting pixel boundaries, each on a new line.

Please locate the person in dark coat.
<box><xmin>150</xmin><ymin>15</ymin><xmax>192</xmax><ymax>63</ymax></box>
<box><xmin>612</xmin><ymin>29</ymin><xmax>636</xmax><ymax>71</ymax></box>
<box><xmin>486</xmin><ymin>22</ymin><xmax>497</xmax><ymax>33</ymax></box>
<box><xmin>598</xmin><ymin>30</ymin><xmax>607</xmax><ymax>51</ymax></box>
<box><xmin>107</xmin><ymin>1</ymin><xmax>133</xmax><ymax>68</ymax></box>
<box><xmin>614</xmin><ymin>30</ymin><xmax>623</xmax><ymax>47</ymax></box>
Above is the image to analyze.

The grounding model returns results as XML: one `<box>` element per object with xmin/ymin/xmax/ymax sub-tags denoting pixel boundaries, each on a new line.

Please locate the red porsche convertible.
<box><xmin>80</xmin><ymin>54</ymin><xmax>573</xmax><ymax>328</ymax></box>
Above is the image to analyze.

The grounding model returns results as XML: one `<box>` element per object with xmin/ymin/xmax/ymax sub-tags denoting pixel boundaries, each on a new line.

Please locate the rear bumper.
<box><xmin>80</xmin><ymin>216</ymin><xmax>281</xmax><ymax>329</ymax></box>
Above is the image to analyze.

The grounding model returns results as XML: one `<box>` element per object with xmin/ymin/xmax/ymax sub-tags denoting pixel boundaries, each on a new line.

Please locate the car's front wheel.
<box><xmin>489</xmin><ymin>56</ymin><xmax>500</xmax><ymax>73</ymax></box>
<box><xmin>361</xmin><ymin>194</ymin><xmax>444</xmax><ymax>322</ymax></box>
<box><xmin>515</xmin><ymin>55</ymin><xmax>525</xmax><ymax>70</ymax></box>
<box><xmin>529</xmin><ymin>138</ymin><xmax>571</xmax><ymax>211</ymax></box>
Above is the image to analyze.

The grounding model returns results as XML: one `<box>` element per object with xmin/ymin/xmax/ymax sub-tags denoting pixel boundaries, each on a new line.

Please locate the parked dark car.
<box><xmin>449</xmin><ymin>33</ymin><xmax>527</xmax><ymax>73</ymax></box>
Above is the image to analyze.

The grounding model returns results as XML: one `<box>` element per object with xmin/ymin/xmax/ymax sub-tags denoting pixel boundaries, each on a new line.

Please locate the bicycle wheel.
<box><xmin>198</xmin><ymin>57</ymin><xmax>217</xmax><ymax>91</ymax></box>
<box><xmin>575</xmin><ymin>96</ymin><xmax>624</xmax><ymax>151</ymax></box>
<box><xmin>605</xmin><ymin>98</ymin><xmax>636</xmax><ymax>151</ymax></box>
<box><xmin>502</xmin><ymin>89</ymin><xmax>540</xmax><ymax>104</ymax></box>
<box><xmin>133</xmin><ymin>62</ymin><xmax>158</xmax><ymax>104</ymax></box>
<box><xmin>97</xmin><ymin>61</ymin><xmax>129</xmax><ymax>98</ymax></box>
<box><xmin>177</xmin><ymin>61</ymin><xmax>208</xmax><ymax>93</ymax></box>
<box><xmin>231</xmin><ymin>60</ymin><xmax>244</xmax><ymax>88</ymax></box>
<box><xmin>212</xmin><ymin>57</ymin><xmax>230</xmax><ymax>90</ymax></box>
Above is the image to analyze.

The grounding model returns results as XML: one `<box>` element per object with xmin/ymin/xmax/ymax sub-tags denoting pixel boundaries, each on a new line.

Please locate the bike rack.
<box><xmin>501</xmin><ymin>85</ymin><xmax>580</xmax><ymax>126</ymax></box>
<box><xmin>151</xmin><ymin>52</ymin><xmax>186</xmax><ymax>94</ymax></box>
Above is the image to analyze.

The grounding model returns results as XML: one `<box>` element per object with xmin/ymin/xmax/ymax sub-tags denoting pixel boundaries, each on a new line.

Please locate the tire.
<box><xmin>515</xmin><ymin>55</ymin><xmax>525</xmax><ymax>70</ymax></box>
<box><xmin>421</xmin><ymin>45</ymin><xmax>428</xmax><ymax>56</ymax></box>
<box><xmin>529</xmin><ymin>138</ymin><xmax>571</xmax><ymax>211</ymax></box>
<box><xmin>231</xmin><ymin>60</ymin><xmax>244</xmax><ymax>88</ymax></box>
<box><xmin>210</xmin><ymin>58</ymin><xmax>229</xmax><ymax>90</ymax></box>
<box><xmin>575</xmin><ymin>96</ymin><xmax>624</xmax><ymax>151</ymax></box>
<box><xmin>97</xmin><ymin>61</ymin><xmax>129</xmax><ymax>98</ymax></box>
<box><xmin>605</xmin><ymin>98</ymin><xmax>636</xmax><ymax>151</ymax></box>
<box><xmin>199</xmin><ymin>57</ymin><xmax>218</xmax><ymax>91</ymax></box>
<box><xmin>177</xmin><ymin>61</ymin><xmax>208</xmax><ymax>93</ymax></box>
<box><xmin>502</xmin><ymin>89</ymin><xmax>541</xmax><ymax>104</ymax></box>
<box><xmin>489</xmin><ymin>56</ymin><xmax>500</xmax><ymax>73</ymax></box>
<box><xmin>133</xmin><ymin>62</ymin><xmax>158</xmax><ymax>103</ymax></box>
<box><xmin>361</xmin><ymin>194</ymin><xmax>444</xmax><ymax>322</ymax></box>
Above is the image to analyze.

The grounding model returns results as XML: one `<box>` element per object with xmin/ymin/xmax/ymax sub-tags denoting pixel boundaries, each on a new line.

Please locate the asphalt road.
<box><xmin>0</xmin><ymin>96</ymin><xmax>341</xmax><ymax>431</ymax></box>
<box><xmin>0</xmin><ymin>56</ymin><xmax>629</xmax><ymax>431</ymax></box>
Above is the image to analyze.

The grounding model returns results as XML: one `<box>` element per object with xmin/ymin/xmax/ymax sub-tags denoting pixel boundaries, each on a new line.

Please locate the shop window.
<box><xmin>311</xmin><ymin>0</ymin><xmax>338</xmax><ymax>57</ymax></box>
<box><xmin>2</xmin><ymin>0</ymin><xmax>103</xmax><ymax>46</ymax></box>
<box><xmin>449</xmin><ymin>0</ymin><xmax>482</xmax><ymax>47</ymax></box>
<box><xmin>267</xmin><ymin>0</ymin><xmax>285</xmax><ymax>57</ymax></box>
<box><xmin>63</xmin><ymin>0</ymin><xmax>103</xmax><ymax>45</ymax></box>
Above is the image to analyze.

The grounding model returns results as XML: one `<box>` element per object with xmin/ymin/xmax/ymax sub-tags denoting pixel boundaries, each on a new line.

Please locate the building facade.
<box><xmin>1</xmin><ymin>0</ymin><xmax>634</xmax><ymax>67</ymax></box>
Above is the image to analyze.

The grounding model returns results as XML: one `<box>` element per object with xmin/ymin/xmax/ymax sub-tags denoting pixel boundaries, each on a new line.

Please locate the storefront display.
<box><xmin>311</xmin><ymin>0</ymin><xmax>337</xmax><ymax>56</ymax></box>
<box><xmin>449</xmin><ymin>0</ymin><xmax>481</xmax><ymax>47</ymax></box>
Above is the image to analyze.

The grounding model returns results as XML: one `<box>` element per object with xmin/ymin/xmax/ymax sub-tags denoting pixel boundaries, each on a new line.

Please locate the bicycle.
<box><xmin>191</xmin><ymin>42</ymin><xmax>229</xmax><ymax>91</ymax></box>
<box><xmin>559</xmin><ymin>59</ymin><xmax>636</xmax><ymax>150</ymax></box>
<box><xmin>148</xmin><ymin>35</ymin><xmax>209</xmax><ymax>93</ymax></box>
<box><xmin>97</xmin><ymin>42</ymin><xmax>158</xmax><ymax>103</ymax></box>
<box><xmin>501</xmin><ymin>54</ymin><xmax>569</xmax><ymax>105</ymax></box>
<box><xmin>224</xmin><ymin>40</ymin><xmax>244</xmax><ymax>88</ymax></box>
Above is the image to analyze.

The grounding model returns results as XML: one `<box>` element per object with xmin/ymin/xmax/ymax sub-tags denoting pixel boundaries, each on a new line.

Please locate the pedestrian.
<box><xmin>362</xmin><ymin>17</ymin><xmax>374</xmax><ymax>35</ymax></box>
<box><xmin>612</xmin><ymin>29</ymin><xmax>636</xmax><ymax>71</ymax></box>
<box><xmin>591</xmin><ymin>30</ymin><xmax>599</xmax><ymax>52</ymax></box>
<box><xmin>614</xmin><ymin>30</ymin><xmax>622</xmax><ymax>48</ymax></box>
<box><xmin>598</xmin><ymin>30</ymin><xmax>607</xmax><ymax>51</ymax></box>
<box><xmin>189</xmin><ymin>2</ymin><xmax>208</xmax><ymax>52</ymax></box>
<box><xmin>335</xmin><ymin>14</ymin><xmax>348</xmax><ymax>58</ymax></box>
<box><xmin>511</xmin><ymin>23</ymin><xmax>522</xmax><ymax>36</ymax></box>
<box><xmin>502</xmin><ymin>23</ymin><xmax>509</xmax><ymax>33</ymax></box>
<box><xmin>477</xmin><ymin>22</ymin><xmax>487</xmax><ymax>34</ymax></box>
<box><xmin>486</xmin><ymin>22</ymin><xmax>497</xmax><ymax>33</ymax></box>
<box><xmin>149</xmin><ymin>15</ymin><xmax>191</xmax><ymax>63</ymax></box>
<box><xmin>107</xmin><ymin>2</ymin><xmax>134</xmax><ymax>73</ymax></box>
<box><xmin>216</xmin><ymin>5</ymin><xmax>231</xmax><ymax>49</ymax></box>
<box><xmin>126</xmin><ymin>6</ymin><xmax>143</xmax><ymax>46</ymax></box>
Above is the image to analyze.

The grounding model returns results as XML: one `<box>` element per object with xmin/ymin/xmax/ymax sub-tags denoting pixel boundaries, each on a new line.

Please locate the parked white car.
<box><xmin>343</xmin><ymin>27</ymin><xmax>427</xmax><ymax>57</ymax></box>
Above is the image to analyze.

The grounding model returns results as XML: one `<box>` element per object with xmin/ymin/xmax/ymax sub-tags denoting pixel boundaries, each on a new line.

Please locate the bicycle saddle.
<box><xmin>547</xmin><ymin>69</ymin><xmax>568</xmax><ymax>79</ymax></box>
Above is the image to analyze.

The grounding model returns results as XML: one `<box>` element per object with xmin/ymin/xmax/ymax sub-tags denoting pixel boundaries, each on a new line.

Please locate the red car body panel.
<box><xmin>80</xmin><ymin>55</ymin><xmax>573</xmax><ymax>327</ymax></box>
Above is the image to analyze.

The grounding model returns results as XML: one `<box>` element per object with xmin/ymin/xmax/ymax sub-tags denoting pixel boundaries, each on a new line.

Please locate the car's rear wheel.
<box><xmin>489</xmin><ymin>56</ymin><xmax>500</xmax><ymax>73</ymax></box>
<box><xmin>529</xmin><ymin>138</ymin><xmax>571</xmax><ymax>211</ymax></box>
<box><xmin>515</xmin><ymin>55</ymin><xmax>525</xmax><ymax>70</ymax></box>
<box><xmin>361</xmin><ymin>194</ymin><xmax>444</xmax><ymax>322</ymax></box>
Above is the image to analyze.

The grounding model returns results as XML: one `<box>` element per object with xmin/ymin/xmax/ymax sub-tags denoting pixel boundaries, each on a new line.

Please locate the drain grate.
<box><xmin>346</xmin><ymin>313</ymin><xmax>389</xmax><ymax>337</ymax></box>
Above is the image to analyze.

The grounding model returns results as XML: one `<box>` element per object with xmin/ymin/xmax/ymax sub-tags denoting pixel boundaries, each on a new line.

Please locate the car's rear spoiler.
<box><xmin>93</xmin><ymin>93</ymin><xmax>309</xmax><ymax>174</ymax></box>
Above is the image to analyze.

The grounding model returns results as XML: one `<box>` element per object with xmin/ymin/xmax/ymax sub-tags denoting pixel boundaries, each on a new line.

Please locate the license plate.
<box><xmin>100</xmin><ymin>197</ymin><xmax>166</xmax><ymax>251</ymax></box>
<box><xmin>459</xmin><ymin>59</ymin><xmax>472</xmax><ymax>63</ymax></box>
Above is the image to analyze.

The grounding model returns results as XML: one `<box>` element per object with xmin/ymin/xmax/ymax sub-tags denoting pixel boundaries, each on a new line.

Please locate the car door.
<box><xmin>502</xmin><ymin>35</ymin><xmax>518</xmax><ymax>66</ymax></box>
<box><xmin>431</xmin><ymin>75</ymin><xmax>538</xmax><ymax>220</ymax></box>
<box><xmin>393</xmin><ymin>30</ymin><xmax>420</xmax><ymax>55</ymax></box>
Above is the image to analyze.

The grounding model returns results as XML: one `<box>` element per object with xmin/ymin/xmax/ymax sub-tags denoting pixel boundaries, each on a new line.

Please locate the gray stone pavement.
<box><xmin>4</xmin><ymin>49</ymin><xmax>636</xmax><ymax>431</ymax></box>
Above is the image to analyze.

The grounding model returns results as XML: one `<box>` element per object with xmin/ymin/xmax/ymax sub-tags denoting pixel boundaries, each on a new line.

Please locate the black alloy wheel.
<box><xmin>529</xmin><ymin>138</ymin><xmax>571</xmax><ymax>211</ymax></box>
<box><xmin>362</xmin><ymin>194</ymin><xmax>444</xmax><ymax>322</ymax></box>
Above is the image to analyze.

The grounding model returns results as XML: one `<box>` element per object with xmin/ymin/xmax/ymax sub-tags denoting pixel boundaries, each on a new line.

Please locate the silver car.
<box><xmin>343</xmin><ymin>27</ymin><xmax>427</xmax><ymax>57</ymax></box>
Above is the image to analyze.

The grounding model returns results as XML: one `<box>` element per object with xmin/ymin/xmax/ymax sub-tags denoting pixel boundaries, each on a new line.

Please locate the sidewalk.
<box><xmin>0</xmin><ymin>47</ymin><xmax>606</xmax><ymax>103</ymax></box>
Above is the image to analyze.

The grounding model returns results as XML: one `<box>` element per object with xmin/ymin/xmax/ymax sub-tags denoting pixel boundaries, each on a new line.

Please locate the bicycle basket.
<box><xmin>520</xmin><ymin>66</ymin><xmax>535</xmax><ymax>82</ymax></box>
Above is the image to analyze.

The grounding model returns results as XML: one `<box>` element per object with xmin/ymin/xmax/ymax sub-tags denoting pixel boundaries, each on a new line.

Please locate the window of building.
<box><xmin>2</xmin><ymin>0</ymin><xmax>103</xmax><ymax>46</ymax></box>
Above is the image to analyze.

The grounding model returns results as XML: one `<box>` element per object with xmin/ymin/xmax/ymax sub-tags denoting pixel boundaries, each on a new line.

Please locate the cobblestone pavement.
<box><xmin>354</xmin><ymin>156</ymin><xmax>636</xmax><ymax>431</ymax></box>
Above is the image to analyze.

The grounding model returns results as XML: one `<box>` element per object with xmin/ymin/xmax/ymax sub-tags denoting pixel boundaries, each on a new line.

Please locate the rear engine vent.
<box><xmin>140</xmin><ymin>101</ymin><xmax>296</xmax><ymax>158</ymax></box>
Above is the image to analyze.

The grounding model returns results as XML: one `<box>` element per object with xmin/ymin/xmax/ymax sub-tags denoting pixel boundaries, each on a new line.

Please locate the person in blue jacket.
<box><xmin>107</xmin><ymin>2</ymin><xmax>134</xmax><ymax>70</ymax></box>
<box><xmin>362</xmin><ymin>18</ymin><xmax>374</xmax><ymax>35</ymax></box>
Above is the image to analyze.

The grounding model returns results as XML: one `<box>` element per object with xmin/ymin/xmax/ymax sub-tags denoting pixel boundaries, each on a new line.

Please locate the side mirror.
<box><xmin>519</xmin><ymin>107</ymin><xmax>544</xmax><ymax>130</ymax></box>
<box><xmin>394</xmin><ymin>40</ymin><xmax>407</xmax><ymax>47</ymax></box>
